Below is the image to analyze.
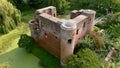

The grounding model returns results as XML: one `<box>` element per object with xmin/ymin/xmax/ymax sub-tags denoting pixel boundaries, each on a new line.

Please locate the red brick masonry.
<box><xmin>29</xmin><ymin>6</ymin><xmax>96</xmax><ymax>63</ymax></box>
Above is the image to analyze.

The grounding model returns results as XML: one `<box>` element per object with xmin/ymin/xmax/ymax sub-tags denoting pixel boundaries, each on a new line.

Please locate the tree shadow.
<box><xmin>32</xmin><ymin>45</ymin><xmax>60</xmax><ymax>68</ymax></box>
<box><xmin>0</xmin><ymin>48</ymin><xmax>40</xmax><ymax>68</ymax></box>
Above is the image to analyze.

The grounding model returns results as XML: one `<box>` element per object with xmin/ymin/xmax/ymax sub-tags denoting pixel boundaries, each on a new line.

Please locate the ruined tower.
<box><xmin>29</xmin><ymin>6</ymin><xmax>96</xmax><ymax>64</ymax></box>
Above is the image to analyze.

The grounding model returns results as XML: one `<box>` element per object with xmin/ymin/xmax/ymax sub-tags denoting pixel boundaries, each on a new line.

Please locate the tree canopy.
<box><xmin>0</xmin><ymin>0</ymin><xmax>21</xmax><ymax>34</ymax></box>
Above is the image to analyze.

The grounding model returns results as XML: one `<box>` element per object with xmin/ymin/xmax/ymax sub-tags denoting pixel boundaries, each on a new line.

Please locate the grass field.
<box><xmin>0</xmin><ymin>10</ymin><xmax>60</xmax><ymax>68</ymax></box>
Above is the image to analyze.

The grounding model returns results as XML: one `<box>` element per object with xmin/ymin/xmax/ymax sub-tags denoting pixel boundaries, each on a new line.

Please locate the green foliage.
<box><xmin>97</xmin><ymin>12</ymin><xmax>120</xmax><ymax>29</ymax></box>
<box><xmin>96</xmin><ymin>12</ymin><xmax>120</xmax><ymax>50</ymax></box>
<box><xmin>21</xmin><ymin>10</ymin><xmax>35</xmax><ymax>23</ymax></box>
<box><xmin>112</xmin><ymin>50</ymin><xmax>120</xmax><ymax>63</ymax></box>
<box><xmin>27</xmin><ymin>0</ymin><xmax>69</xmax><ymax>14</ymax></box>
<box><xmin>106</xmin><ymin>23</ymin><xmax>120</xmax><ymax>40</ymax></box>
<box><xmin>0</xmin><ymin>62</ymin><xmax>10</xmax><ymax>68</ymax></box>
<box><xmin>18</xmin><ymin>34</ymin><xmax>35</xmax><ymax>53</ymax></box>
<box><xmin>77</xmin><ymin>26</ymin><xmax>106</xmax><ymax>50</ymax></box>
<box><xmin>0</xmin><ymin>23</ymin><xmax>29</xmax><ymax>53</ymax></box>
<box><xmin>76</xmin><ymin>26</ymin><xmax>115</xmax><ymax>58</ymax></box>
<box><xmin>8</xmin><ymin>0</ymin><xmax>31</xmax><ymax>11</ymax></box>
<box><xmin>67</xmin><ymin>48</ymin><xmax>102</xmax><ymax>68</ymax></box>
<box><xmin>111</xmin><ymin>38</ymin><xmax>120</xmax><ymax>64</ymax></box>
<box><xmin>0</xmin><ymin>0</ymin><xmax>21</xmax><ymax>34</ymax></box>
<box><xmin>69</xmin><ymin>0</ymin><xmax>120</xmax><ymax>16</ymax></box>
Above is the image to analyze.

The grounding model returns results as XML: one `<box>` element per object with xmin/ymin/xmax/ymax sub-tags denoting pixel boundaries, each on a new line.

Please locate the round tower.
<box><xmin>60</xmin><ymin>20</ymin><xmax>77</xmax><ymax>63</ymax></box>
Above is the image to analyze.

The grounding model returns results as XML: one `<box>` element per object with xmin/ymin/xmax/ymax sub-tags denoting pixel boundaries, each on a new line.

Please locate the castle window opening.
<box><xmin>45</xmin><ymin>33</ymin><xmax>47</xmax><ymax>38</ymax></box>
<box><xmin>76</xmin><ymin>29</ymin><xmax>79</xmax><ymax>35</ymax></box>
<box><xmin>68</xmin><ymin>39</ymin><xmax>72</xmax><ymax>44</ymax></box>
<box><xmin>53</xmin><ymin>13</ymin><xmax>56</xmax><ymax>17</ymax></box>
<box><xmin>83</xmin><ymin>22</ymin><xmax>86</xmax><ymax>28</ymax></box>
<box><xmin>55</xmin><ymin>36</ymin><xmax>57</xmax><ymax>39</ymax></box>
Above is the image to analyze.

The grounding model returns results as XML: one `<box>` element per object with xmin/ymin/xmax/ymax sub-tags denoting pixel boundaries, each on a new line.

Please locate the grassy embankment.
<box><xmin>0</xmin><ymin>10</ymin><xmax>59</xmax><ymax>68</ymax></box>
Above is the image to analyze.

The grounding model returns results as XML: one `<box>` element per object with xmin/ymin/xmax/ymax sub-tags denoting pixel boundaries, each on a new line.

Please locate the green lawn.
<box><xmin>0</xmin><ymin>10</ymin><xmax>60</xmax><ymax>68</ymax></box>
<box><xmin>0</xmin><ymin>48</ymin><xmax>40</xmax><ymax>68</ymax></box>
<box><xmin>0</xmin><ymin>23</ymin><xmax>30</xmax><ymax>54</ymax></box>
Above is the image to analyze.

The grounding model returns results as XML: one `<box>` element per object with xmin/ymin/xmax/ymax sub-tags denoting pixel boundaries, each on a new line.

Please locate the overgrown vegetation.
<box><xmin>0</xmin><ymin>0</ymin><xmax>120</xmax><ymax>68</ymax></box>
<box><xmin>0</xmin><ymin>23</ymin><xmax>29</xmax><ymax>53</ymax></box>
<box><xmin>8</xmin><ymin>0</ymin><xmax>31</xmax><ymax>11</ymax></box>
<box><xmin>18</xmin><ymin>34</ymin><xmax>35</xmax><ymax>53</ymax></box>
<box><xmin>67</xmin><ymin>48</ymin><xmax>106</xmax><ymax>68</ymax></box>
<box><xmin>69</xmin><ymin>0</ymin><xmax>120</xmax><ymax>16</ymax></box>
<box><xmin>9</xmin><ymin>0</ymin><xmax>69</xmax><ymax>14</ymax></box>
<box><xmin>0</xmin><ymin>0</ymin><xmax>21</xmax><ymax>34</ymax></box>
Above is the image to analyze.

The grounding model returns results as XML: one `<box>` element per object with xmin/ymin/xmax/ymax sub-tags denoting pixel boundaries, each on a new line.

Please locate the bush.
<box><xmin>8</xmin><ymin>0</ymin><xmax>31</xmax><ymax>11</ymax></box>
<box><xmin>27</xmin><ymin>0</ymin><xmax>69</xmax><ymax>14</ymax></box>
<box><xmin>18</xmin><ymin>34</ymin><xmax>35</xmax><ymax>53</ymax></box>
<box><xmin>75</xmin><ymin>26</ymin><xmax>114</xmax><ymax>58</ymax></box>
<box><xmin>96</xmin><ymin>12</ymin><xmax>120</xmax><ymax>29</ymax></box>
<box><xmin>0</xmin><ymin>0</ymin><xmax>21</xmax><ymax>34</ymax></box>
<box><xmin>69</xmin><ymin>0</ymin><xmax>120</xmax><ymax>16</ymax></box>
<box><xmin>67</xmin><ymin>48</ymin><xmax>102</xmax><ymax>68</ymax></box>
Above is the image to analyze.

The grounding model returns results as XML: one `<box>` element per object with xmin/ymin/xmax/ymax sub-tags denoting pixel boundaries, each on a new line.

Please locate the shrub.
<box><xmin>106</xmin><ymin>23</ymin><xmax>120</xmax><ymax>40</ymax></box>
<box><xmin>67</xmin><ymin>48</ymin><xmax>102</xmax><ymax>68</ymax></box>
<box><xmin>69</xmin><ymin>0</ymin><xmax>120</xmax><ymax>16</ymax></box>
<box><xmin>18</xmin><ymin>34</ymin><xmax>35</xmax><ymax>53</ymax></box>
<box><xmin>27</xmin><ymin>0</ymin><xmax>69</xmax><ymax>14</ymax></box>
<box><xmin>0</xmin><ymin>0</ymin><xmax>21</xmax><ymax>34</ymax></box>
<box><xmin>8</xmin><ymin>0</ymin><xmax>31</xmax><ymax>11</ymax></box>
<box><xmin>76</xmin><ymin>26</ymin><xmax>114</xmax><ymax>58</ymax></box>
<box><xmin>96</xmin><ymin>12</ymin><xmax>120</xmax><ymax>29</ymax></box>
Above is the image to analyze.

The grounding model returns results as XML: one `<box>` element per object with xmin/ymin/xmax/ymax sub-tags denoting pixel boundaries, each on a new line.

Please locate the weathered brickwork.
<box><xmin>29</xmin><ymin>6</ymin><xmax>96</xmax><ymax>63</ymax></box>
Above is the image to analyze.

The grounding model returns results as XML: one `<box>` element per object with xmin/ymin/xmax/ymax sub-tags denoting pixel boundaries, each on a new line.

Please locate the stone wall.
<box><xmin>29</xmin><ymin>6</ymin><xmax>96</xmax><ymax>64</ymax></box>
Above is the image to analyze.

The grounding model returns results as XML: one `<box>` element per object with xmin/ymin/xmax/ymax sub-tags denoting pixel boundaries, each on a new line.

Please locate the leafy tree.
<box><xmin>18</xmin><ymin>34</ymin><xmax>35</xmax><ymax>53</ymax></box>
<box><xmin>67</xmin><ymin>48</ymin><xmax>103</xmax><ymax>68</ymax></box>
<box><xmin>8</xmin><ymin>0</ymin><xmax>31</xmax><ymax>11</ymax></box>
<box><xmin>27</xmin><ymin>0</ymin><xmax>69</xmax><ymax>14</ymax></box>
<box><xmin>69</xmin><ymin>0</ymin><xmax>120</xmax><ymax>16</ymax></box>
<box><xmin>96</xmin><ymin>12</ymin><xmax>120</xmax><ymax>29</ymax></box>
<box><xmin>0</xmin><ymin>0</ymin><xmax>21</xmax><ymax>34</ymax></box>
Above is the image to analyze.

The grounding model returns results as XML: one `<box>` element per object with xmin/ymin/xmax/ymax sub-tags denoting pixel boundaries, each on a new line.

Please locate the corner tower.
<box><xmin>60</xmin><ymin>20</ymin><xmax>77</xmax><ymax>63</ymax></box>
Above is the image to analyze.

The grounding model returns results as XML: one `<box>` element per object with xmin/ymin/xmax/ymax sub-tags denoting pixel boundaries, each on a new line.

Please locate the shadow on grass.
<box><xmin>0</xmin><ymin>48</ymin><xmax>40</xmax><ymax>68</ymax></box>
<box><xmin>32</xmin><ymin>44</ymin><xmax>60</xmax><ymax>68</ymax></box>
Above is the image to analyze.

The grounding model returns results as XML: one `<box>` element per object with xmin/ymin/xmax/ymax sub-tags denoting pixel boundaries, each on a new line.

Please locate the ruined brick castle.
<box><xmin>29</xmin><ymin>6</ymin><xmax>96</xmax><ymax>64</ymax></box>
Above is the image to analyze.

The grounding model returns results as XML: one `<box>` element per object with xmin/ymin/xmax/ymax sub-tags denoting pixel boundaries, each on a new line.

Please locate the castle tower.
<box><xmin>60</xmin><ymin>20</ymin><xmax>77</xmax><ymax>63</ymax></box>
<box><xmin>79</xmin><ymin>9</ymin><xmax>96</xmax><ymax>33</ymax></box>
<box><xmin>29</xmin><ymin>20</ymin><xmax>39</xmax><ymax>40</ymax></box>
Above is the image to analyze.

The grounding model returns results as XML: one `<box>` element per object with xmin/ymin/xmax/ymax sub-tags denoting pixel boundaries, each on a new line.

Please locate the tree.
<box><xmin>18</xmin><ymin>34</ymin><xmax>35</xmax><ymax>53</ymax></box>
<box><xmin>67</xmin><ymin>48</ymin><xmax>103</xmax><ymax>68</ymax></box>
<box><xmin>0</xmin><ymin>0</ymin><xmax>21</xmax><ymax>34</ymax></box>
<box><xmin>69</xmin><ymin>0</ymin><xmax>120</xmax><ymax>16</ymax></box>
<box><xmin>27</xmin><ymin>0</ymin><xmax>69</xmax><ymax>14</ymax></box>
<box><xmin>8</xmin><ymin>0</ymin><xmax>30</xmax><ymax>11</ymax></box>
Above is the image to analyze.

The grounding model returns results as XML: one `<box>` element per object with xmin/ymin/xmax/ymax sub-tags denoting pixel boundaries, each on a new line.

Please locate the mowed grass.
<box><xmin>0</xmin><ymin>23</ymin><xmax>41</xmax><ymax>68</ymax></box>
<box><xmin>0</xmin><ymin>48</ymin><xmax>40</xmax><ymax>68</ymax></box>
<box><xmin>32</xmin><ymin>44</ymin><xmax>60</xmax><ymax>68</ymax></box>
<box><xmin>0</xmin><ymin>10</ymin><xmax>60</xmax><ymax>68</ymax></box>
<box><xmin>0</xmin><ymin>23</ymin><xmax>30</xmax><ymax>54</ymax></box>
